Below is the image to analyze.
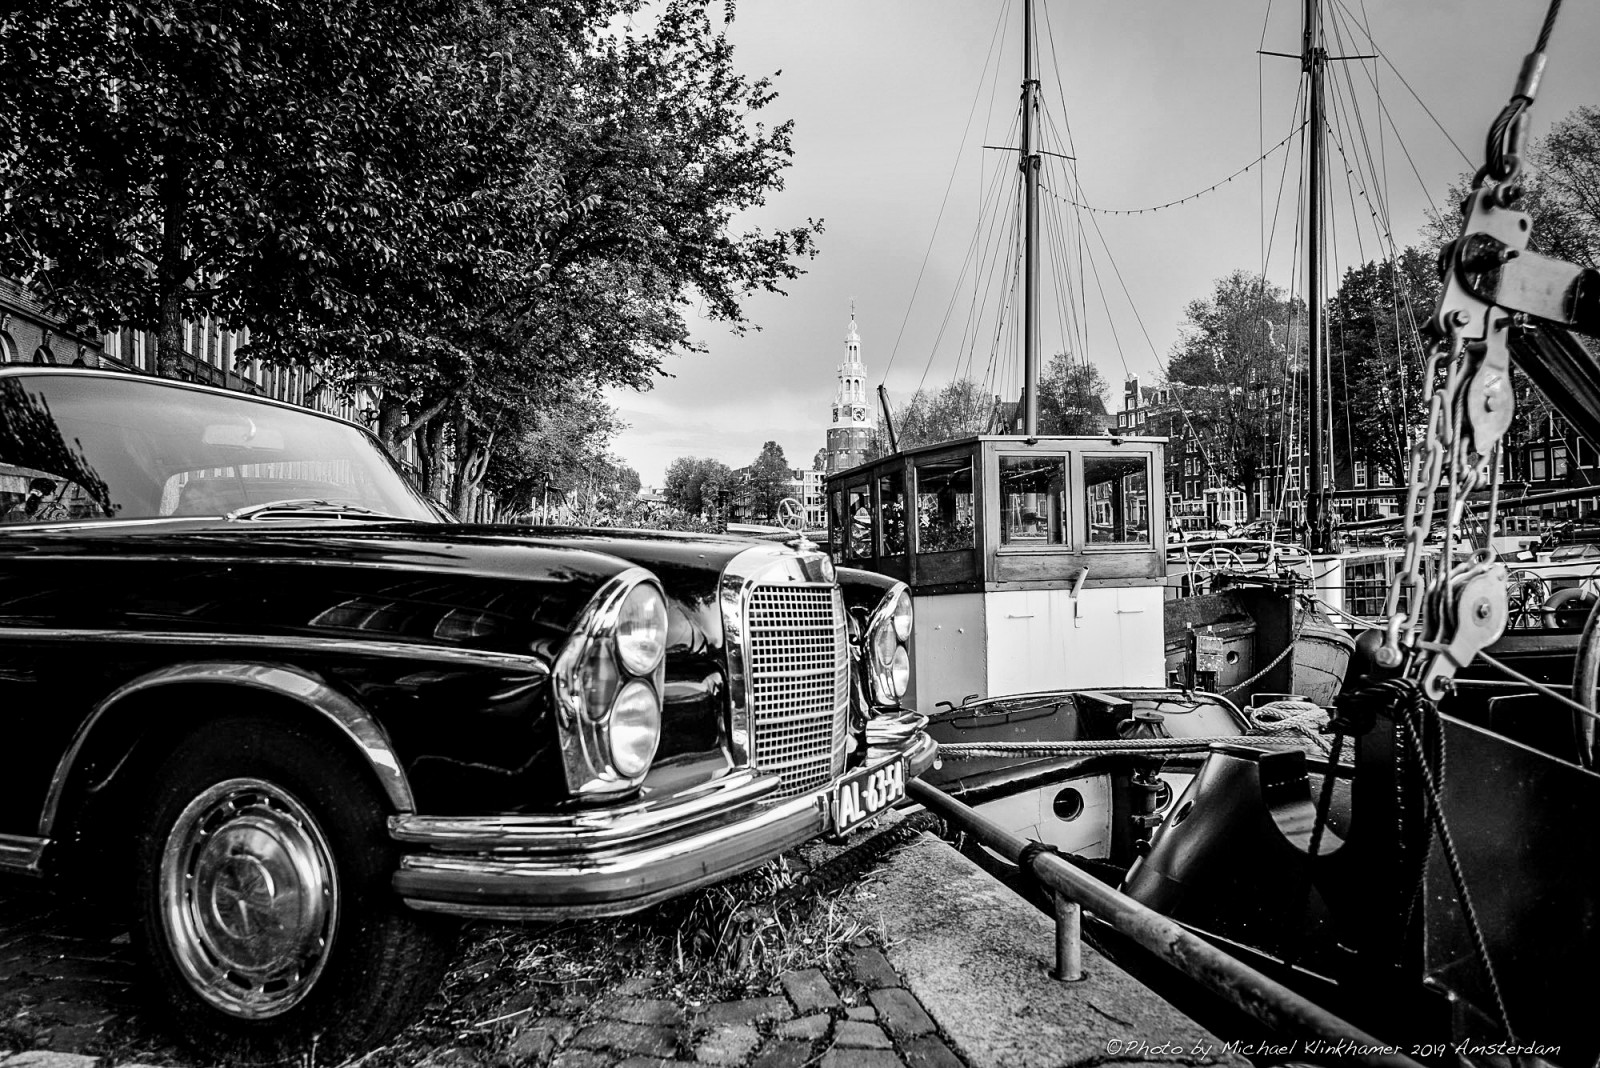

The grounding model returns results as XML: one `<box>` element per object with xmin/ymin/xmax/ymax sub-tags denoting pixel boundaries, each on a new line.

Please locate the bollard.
<box><xmin>1050</xmin><ymin>891</ymin><xmax>1083</xmax><ymax>981</ymax></box>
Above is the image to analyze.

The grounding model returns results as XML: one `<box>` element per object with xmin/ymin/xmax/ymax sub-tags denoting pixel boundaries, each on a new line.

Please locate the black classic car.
<box><xmin>0</xmin><ymin>367</ymin><xmax>934</xmax><ymax>1060</ymax></box>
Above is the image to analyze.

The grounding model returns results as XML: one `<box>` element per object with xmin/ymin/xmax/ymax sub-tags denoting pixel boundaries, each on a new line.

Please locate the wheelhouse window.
<box><xmin>999</xmin><ymin>455</ymin><xmax>1066</xmax><ymax>546</ymax></box>
<box><xmin>877</xmin><ymin>469</ymin><xmax>907</xmax><ymax>556</ymax></box>
<box><xmin>914</xmin><ymin>456</ymin><xmax>974</xmax><ymax>553</ymax></box>
<box><xmin>1085</xmin><ymin>453</ymin><xmax>1152</xmax><ymax>546</ymax></box>
<box><xmin>841</xmin><ymin>484</ymin><xmax>873</xmax><ymax>561</ymax></box>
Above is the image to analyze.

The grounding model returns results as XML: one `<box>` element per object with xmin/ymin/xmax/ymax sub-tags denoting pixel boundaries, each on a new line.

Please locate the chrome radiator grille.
<box><xmin>745</xmin><ymin>584</ymin><xmax>849</xmax><ymax>798</ymax></box>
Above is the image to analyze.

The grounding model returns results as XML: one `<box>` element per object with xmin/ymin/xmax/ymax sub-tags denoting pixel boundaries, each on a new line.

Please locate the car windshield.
<box><xmin>0</xmin><ymin>372</ymin><xmax>438</xmax><ymax>526</ymax></box>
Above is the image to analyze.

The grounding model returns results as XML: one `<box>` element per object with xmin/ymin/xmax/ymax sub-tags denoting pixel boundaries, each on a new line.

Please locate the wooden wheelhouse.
<box><xmin>826</xmin><ymin>435</ymin><xmax>1168</xmax><ymax>709</ymax></box>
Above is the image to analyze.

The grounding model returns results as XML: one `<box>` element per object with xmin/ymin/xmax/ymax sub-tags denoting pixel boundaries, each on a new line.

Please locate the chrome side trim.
<box><xmin>390</xmin><ymin>738</ymin><xmax>935</xmax><ymax>921</ymax></box>
<box><xmin>718</xmin><ymin>543</ymin><xmax>841</xmax><ymax>768</ymax></box>
<box><xmin>0</xmin><ymin>834</ymin><xmax>47</xmax><ymax>875</ymax></box>
<box><xmin>388</xmin><ymin>768</ymin><xmax>781</xmax><ymax>852</ymax></box>
<box><xmin>396</xmin><ymin>786</ymin><xmax>830</xmax><ymax>921</ymax></box>
<box><xmin>0</xmin><ymin>627</ymin><xmax>551</xmax><ymax>673</ymax></box>
<box><xmin>41</xmin><ymin>662</ymin><xmax>417</xmax><ymax>838</ymax></box>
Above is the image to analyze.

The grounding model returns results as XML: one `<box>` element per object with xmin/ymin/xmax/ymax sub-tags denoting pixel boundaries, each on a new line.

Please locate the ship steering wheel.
<box><xmin>1187</xmin><ymin>546</ymin><xmax>1244</xmax><ymax>594</ymax></box>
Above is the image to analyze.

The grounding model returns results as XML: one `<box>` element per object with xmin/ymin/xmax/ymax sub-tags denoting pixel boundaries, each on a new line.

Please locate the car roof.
<box><xmin>0</xmin><ymin>366</ymin><xmax>368</xmax><ymax>433</ymax></box>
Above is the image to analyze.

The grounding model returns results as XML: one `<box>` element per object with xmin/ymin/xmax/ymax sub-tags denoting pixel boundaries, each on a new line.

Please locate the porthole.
<box><xmin>1052</xmin><ymin>788</ymin><xmax>1085</xmax><ymax>821</ymax></box>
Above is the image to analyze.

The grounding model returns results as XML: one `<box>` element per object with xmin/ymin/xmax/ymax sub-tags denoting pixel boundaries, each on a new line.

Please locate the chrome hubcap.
<box><xmin>160</xmin><ymin>777</ymin><xmax>339</xmax><ymax>1018</ymax></box>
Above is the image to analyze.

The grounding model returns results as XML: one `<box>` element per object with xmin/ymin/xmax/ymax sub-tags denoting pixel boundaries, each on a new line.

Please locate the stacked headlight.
<box><xmin>553</xmin><ymin>571</ymin><xmax>670</xmax><ymax>794</ymax></box>
<box><xmin>864</xmin><ymin>584</ymin><xmax>913</xmax><ymax>707</ymax></box>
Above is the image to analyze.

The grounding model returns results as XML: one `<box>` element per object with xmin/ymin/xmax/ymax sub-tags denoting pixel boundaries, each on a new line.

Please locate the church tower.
<box><xmin>826</xmin><ymin>314</ymin><xmax>872</xmax><ymax>474</ymax></box>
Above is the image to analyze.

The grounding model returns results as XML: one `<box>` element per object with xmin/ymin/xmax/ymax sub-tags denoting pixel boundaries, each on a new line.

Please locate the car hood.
<box><xmin>0</xmin><ymin>520</ymin><xmax>814</xmax><ymax>659</ymax></box>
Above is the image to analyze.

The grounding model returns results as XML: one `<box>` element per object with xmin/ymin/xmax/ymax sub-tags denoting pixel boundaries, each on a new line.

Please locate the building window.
<box><xmin>1354</xmin><ymin>461</ymin><xmax>1367</xmax><ymax>488</ymax></box>
<box><xmin>1532</xmin><ymin>450</ymin><xmax>1548</xmax><ymax>480</ymax></box>
<box><xmin>1377</xmin><ymin>468</ymin><xmax>1393</xmax><ymax>487</ymax></box>
<box><xmin>1554</xmin><ymin>446</ymin><xmax>1569</xmax><ymax>477</ymax></box>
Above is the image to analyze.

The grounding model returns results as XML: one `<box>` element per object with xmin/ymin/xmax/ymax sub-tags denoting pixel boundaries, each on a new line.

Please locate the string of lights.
<box><xmin>1045</xmin><ymin>121</ymin><xmax>1306</xmax><ymax>216</ymax></box>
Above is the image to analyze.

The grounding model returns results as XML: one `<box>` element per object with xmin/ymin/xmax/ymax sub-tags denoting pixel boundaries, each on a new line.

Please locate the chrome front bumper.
<box><xmin>389</xmin><ymin>722</ymin><xmax>938</xmax><ymax>920</ymax></box>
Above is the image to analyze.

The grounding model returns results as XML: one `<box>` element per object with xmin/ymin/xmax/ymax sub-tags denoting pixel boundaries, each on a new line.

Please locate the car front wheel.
<box><xmin>133</xmin><ymin>714</ymin><xmax>455</xmax><ymax>1063</ymax></box>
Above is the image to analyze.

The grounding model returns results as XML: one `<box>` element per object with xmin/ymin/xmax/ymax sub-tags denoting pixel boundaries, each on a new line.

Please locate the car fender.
<box><xmin>41</xmin><ymin>660</ymin><xmax>415</xmax><ymax>840</ymax></box>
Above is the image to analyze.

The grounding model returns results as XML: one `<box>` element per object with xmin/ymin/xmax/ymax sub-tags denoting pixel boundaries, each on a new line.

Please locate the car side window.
<box><xmin>0</xmin><ymin>469</ymin><xmax>112</xmax><ymax>525</ymax></box>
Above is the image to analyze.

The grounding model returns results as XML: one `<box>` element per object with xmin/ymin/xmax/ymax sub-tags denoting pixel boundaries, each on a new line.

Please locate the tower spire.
<box><xmin>826</xmin><ymin>307</ymin><xmax>871</xmax><ymax>475</ymax></box>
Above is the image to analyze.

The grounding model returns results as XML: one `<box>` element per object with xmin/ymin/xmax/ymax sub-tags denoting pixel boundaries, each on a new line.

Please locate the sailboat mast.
<box><xmin>1021</xmin><ymin>0</ymin><xmax>1041</xmax><ymax>437</ymax></box>
<box><xmin>1303</xmin><ymin>0</ymin><xmax>1331</xmax><ymax>552</ymax></box>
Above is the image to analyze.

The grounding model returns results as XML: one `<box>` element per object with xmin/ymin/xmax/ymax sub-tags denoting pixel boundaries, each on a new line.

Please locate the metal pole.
<box><xmin>1021</xmin><ymin>0</ymin><xmax>1040</xmax><ymax>437</ymax></box>
<box><xmin>1050</xmin><ymin>892</ymin><xmax>1083</xmax><ymax>981</ymax></box>
<box><xmin>1305</xmin><ymin>0</ymin><xmax>1330</xmax><ymax>553</ymax></box>
<box><xmin>909</xmin><ymin>779</ymin><xmax>1426</xmax><ymax>1068</ymax></box>
<box><xmin>878</xmin><ymin>384</ymin><xmax>900</xmax><ymax>454</ymax></box>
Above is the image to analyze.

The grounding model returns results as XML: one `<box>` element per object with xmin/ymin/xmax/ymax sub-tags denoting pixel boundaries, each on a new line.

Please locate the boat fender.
<box><xmin>1541</xmin><ymin>586</ymin><xmax>1596</xmax><ymax>629</ymax></box>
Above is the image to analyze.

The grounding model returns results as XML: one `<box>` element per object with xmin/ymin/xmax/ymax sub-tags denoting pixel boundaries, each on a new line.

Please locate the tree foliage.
<box><xmin>1165</xmin><ymin>271</ymin><xmax>1303</xmax><ymax>517</ymax></box>
<box><xmin>1424</xmin><ymin>104</ymin><xmax>1600</xmax><ymax>274</ymax></box>
<box><xmin>890</xmin><ymin>379</ymin><xmax>992</xmax><ymax>450</ymax></box>
<box><xmin>1039</xmin><ymin>353</ymin><xmax>1109</xmax><ymax>435</ymax></box>
<box><xmin>746</xmin><ymin>440</ymin><xmax>791</xmax><ymax>523</ymax></box>
<box><xmin>0</xmin><ymin>0</ymin><xmax>819</xmax><ymax>519</ymax></box>
<box><xmin>663</xmin><ymin>455</ymin><xmax>733</xmax><ymax>516</ymax></box>
<box><xmin>1325</xmin><ymin>248</ymin><xmax>1437</xmax><ymax>486</ymax></box>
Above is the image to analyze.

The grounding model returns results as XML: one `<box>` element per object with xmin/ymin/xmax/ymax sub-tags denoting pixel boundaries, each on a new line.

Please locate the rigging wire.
<box><xmin>1324</xmin><ymin>0</ymin><xmax>1474</xmax><ymax>171</ymax></box>
<box><xmin>1038</xmin><ymin>4</ymin><xmax>1102</xmax><ymax>400</ymax></box>
<box><xmin>881</xmin><ymin>0</ymin><xmax>1012</xmax><ymax>382</ymax></box>
<box><xmin>1259</xmin><ymin>0</ymin><xmax>1275</xmax><ymax>277</ymax></box>
<box><xmin>1043</xmin><ymin>125</ymin><xmax>1304</xmax><ymax>216</ymax></box>
<box><xmin>918</xmin><ymin>113</ymin><xmax>1020</xmax><ymax>399</ymax></box>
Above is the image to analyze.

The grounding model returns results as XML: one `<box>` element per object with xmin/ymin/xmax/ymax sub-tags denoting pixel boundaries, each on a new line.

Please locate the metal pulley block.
<box><xmin>1434</xmin><ymin>186</ymin><xmax>1532</xmax><ymax>455</ymax></box>
<box><xmin>1417</xmin><ymin>565</ymin><xmax>1510</xmax><ymax>700</ymax></box>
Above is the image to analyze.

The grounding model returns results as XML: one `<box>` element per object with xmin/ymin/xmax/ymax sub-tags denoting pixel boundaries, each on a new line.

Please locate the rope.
<box><xmin>1249</xmin><ymin>699</ymin><xmax>1332</xmax><ymax>755</ymax></box>
<box><xmin>1396</xmin><ymin>693</ymin><xmax>1517</xmax><ymax>1042</ymax></box>
<box><xmin>1476</xmin><ymin>649</ymin><xmax>1600</xmax><ymax>724</ymax></box>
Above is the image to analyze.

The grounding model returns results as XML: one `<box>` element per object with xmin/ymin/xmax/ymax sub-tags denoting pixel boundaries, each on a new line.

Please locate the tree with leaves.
<box><xmin>0</xmin><ymin>0</ymin><xmax>478</xmax><ymax>378</ymax></box>
<box><xmin>1165</xmin><ymin>271</ymin><xmax>1303</xmax><ymax>520</ymax></box>
<box><xmin>1325</xmin><ymin>248</ymin><xmax>1437</xmax><ymax>487</ymax></box>
<box><xmin>1</xmin><ymin>0</ymin><xmax>820</xmax><ymax>515</ymax></box>
<box><xmin>1425</xmin><ymin>104</ymin><xmax>1600</xmax><ymax>274</ymax></box>
<box><xmin>1039</xmin><ymin>354</ymin><xmax>1109</xmax><ymax>435</ymax></box>
<box><xmin>746</xmin><ymin>441</ymin><xmax>792</xmax><ymax>524</ymax></box>
<box><xmin>663</xmin><ymin>456</ymin><xmax>733</xmax><ymax>516</ymax></box>
<box><xmin>891</xmin><ymin>379</ymin><xmax>992</xmax><ymax>450</ymax></box>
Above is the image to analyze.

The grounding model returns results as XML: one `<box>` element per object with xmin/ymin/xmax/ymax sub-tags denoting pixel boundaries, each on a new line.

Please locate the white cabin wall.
<box><xmin>984</xmin><ymin>586</ymin><xmax>1165</xmax><ymax>693</ymax></box>
<box><xmin>908</xmin><ymin>593</ymin><xmax>989</xmax><ymax>710</ymax></box>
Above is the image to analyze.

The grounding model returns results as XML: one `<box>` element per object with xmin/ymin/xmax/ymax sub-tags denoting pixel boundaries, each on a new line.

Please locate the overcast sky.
<box><xmin>607</xmin><ymin>0</ymin><xmax>1600</xmax><ymax>487</ymax></box>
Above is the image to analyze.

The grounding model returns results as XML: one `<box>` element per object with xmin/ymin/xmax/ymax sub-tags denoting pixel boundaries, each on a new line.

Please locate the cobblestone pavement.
<box><xmin>0</xmin><ymin>878</ymin><xmax>968</xmax><ymax>1068</ymax></box>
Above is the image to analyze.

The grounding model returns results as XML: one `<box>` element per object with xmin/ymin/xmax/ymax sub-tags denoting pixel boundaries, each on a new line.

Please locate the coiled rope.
<box><xmin>1249</xmin><ymin>698</ymin><xmax>1332</xmax><ymax>756</ymax></box>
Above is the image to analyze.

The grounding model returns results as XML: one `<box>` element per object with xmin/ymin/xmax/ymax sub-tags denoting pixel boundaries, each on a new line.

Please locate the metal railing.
<box><xmin>908</xmin><ymin>778</ymin><xmax>1425</xmax><ymax>1068</ymax></box>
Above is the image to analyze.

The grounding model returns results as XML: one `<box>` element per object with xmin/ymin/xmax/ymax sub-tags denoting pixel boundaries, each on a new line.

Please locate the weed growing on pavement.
<box><xmin>35</xmin><ymin>828</ymin><xmax>912</xmax><ymax>1068</ymax></box>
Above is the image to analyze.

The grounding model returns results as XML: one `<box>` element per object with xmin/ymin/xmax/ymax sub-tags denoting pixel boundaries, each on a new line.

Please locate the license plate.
<box><xmin>833</xmin><ymin>757</ymin><xmax>907</xmax><ymax>835</ymax></box>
